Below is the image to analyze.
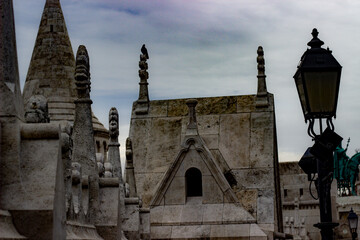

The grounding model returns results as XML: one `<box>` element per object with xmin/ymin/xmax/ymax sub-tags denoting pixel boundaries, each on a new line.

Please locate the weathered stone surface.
<box><xmin>237</xmin><ymin>95</ymin><xmax>256</xmax><ymax>113</ymax></box>
<box><xmin>232</xmin><ymin>168</ymin><xmax>274</xmax><ymax>189</ymax></box>
<box><xmin>180</xmin><ymin>204</ymin><xmax>204</xmax><ymax>224</ymax></box>
<box><xmin>150</xmin><ymin>206</ymin><xmax>164</xmax><ymax>225</ymax></box>
<box><xmin>0</xmin><ymin>0</ymin><xmax>24</xmax><ymax>119</ymax></box>
<box><xmin>150</xmin><ymin>226</ymin><xmax>172</xmax><ymax>239</ymax></box>
<box><xmin>257</xmin><ymin>189</ymin><xmax>274</xmax><ymax>224</ymax></box>
<box><xmin>250</xmin><ymin>112</ymin><xmax>274</xmax><ymax>168</ymax></box>
<box><xmin>146</xmin><ymin>117</ymin><xmax>182</xmax><ymax>172</ymax></box>
<box><xmin>164</xmin><ymin>176</ymin><xmax>185</xmax><ymax>205</ymax></box>
<box><xmin>202</xmin><ymin>175</ymin><xmax>224</xmax><ymax>204</ymax></box>
<box><xmin>98</xmin><ymin>187</ymin><xmax>118</xmax><ymax>224</ymax></box>
<box><xmin>134</xmin><ymin>173</ymin><xmax>164</xmax><ymax>207</ymax></box>
<box><xmin>171</xmin><ymin>225</ymin><xmax>211</xmax><ymax>239</ymax></box>
<box><xmin>161</xmin><ymin>205</ymin><xmax>182</xmax><ymax>225</ymax></box>
<box><xmin>175</xmin><ymin>149</ymin><xmax>211</xmax><ymax>177</ymax></box>
<box><xmin>223</xmin><ymin>203</ymin><xmax>255</xmax><ymax>223</ymax></box>
<box><xmin>219</xmin><ymin>113</ymin><xmax>250</xmax><ymax>169</ymax></box>
<box><xmin>202</xmin><ymin>204</ymin><xmax>223</xmax><ymax>224</ymax></box>
<box><xmin>235</xmin><ymin>189</ymin><xmax>258</xmax><ymax>215</ymax></box>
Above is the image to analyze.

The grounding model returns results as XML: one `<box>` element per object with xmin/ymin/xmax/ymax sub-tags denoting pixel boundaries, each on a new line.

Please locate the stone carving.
<box><xmin>185</xmin><ymin>99</ymin><xmax>198</xmax><ymax>135</ymax></box>
<box><xmin>71</xmin><ymin>162</ymin><xmax>83</xmax><ymax>219</ymax></box>
<box><xmin>107</xmin><ymin>107</ymin><xmax>121</xmax><ymax>177</ymax></box>
<box><xmin>256</xmin><ymin>46</ymin><xmax>269</xmax><ymax>107</ymax></box>
<box><xmin>104</xmin><ymin>162</ymin><xmax>113</xmax><ymax>178</ymax></box>
<box><xmin>96</xmin><ymin>153</ymin><xmax>105</xmax><ymax>177</ymax></box>
<box><xmin>24</xmin><ymin>95</ymin><xmax>50</xmax><ymax>123</ymax></box>
<box><xmin>135</xmin><ymin>44</ymin><xmax>150</xmax><ymax>114</ymax></box>
<box><xmin>75</xmin><ymin>45</ymin><xmax>91</xmax><ymax>99</ymax></box>
<box><xmin>60</xmin><ymin>122</ymin><xmax>73</xmax><ymax>216</ymax></box>
<box><xmin>109</xmin><ymin>107</ymin><xmax>119</xmax><ymax>141</ymax></box>
<box><xmin>125</xmin><ymin>137</ymin><xmax>137</xmax><ymax>197</ymax></box>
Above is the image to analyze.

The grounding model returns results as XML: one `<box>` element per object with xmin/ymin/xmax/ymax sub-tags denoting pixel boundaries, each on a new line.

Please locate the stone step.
<box><xmin>0</xmin><ymin>210</ymin><xmax>26</xmax><ymax>239</ymax></box>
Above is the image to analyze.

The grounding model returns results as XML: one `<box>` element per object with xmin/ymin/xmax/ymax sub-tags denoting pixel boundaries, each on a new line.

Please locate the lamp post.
<box><xmin>294</xmin><ymin>28</ymin><xmax>342</xmax><ymax>240</ymax></box>
<box><xmin>348</xmin><ymin>209</ymin><xmax>358</xmax><ymax>240</ymax></box>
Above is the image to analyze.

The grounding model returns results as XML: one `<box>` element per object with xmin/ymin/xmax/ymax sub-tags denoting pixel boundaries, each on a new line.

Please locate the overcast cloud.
<box><xmin>13</xmin><ymin>0</ymin><xmax>360</xmax><ymax>163</ymax></box>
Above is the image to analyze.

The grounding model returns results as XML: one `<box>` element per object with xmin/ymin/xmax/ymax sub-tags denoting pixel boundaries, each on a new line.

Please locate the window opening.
<box><xmin>185</xmin><ymin>167</ymin><xmax>202</xmax><ymax>197</ymax></box>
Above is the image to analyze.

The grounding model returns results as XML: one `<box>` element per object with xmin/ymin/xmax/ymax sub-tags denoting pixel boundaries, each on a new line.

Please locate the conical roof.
<box><xmin>23</xmin><ymin>0</ymin><xmax>76</xmax><ymax>122</ymax></box>
<box><xmin>22</xmin><ymin>0</ymin><xmax>108</xmax><ymax>137</ymax></box>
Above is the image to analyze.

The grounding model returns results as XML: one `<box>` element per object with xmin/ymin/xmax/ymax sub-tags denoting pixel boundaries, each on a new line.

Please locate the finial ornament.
<box><xmin>185</xmin><ymin>99</ymin><xmax>199</xmax><ymax>135</ymax></box>
<box><xmin>257</xmin><ymin>46</ymin><xmax>265</xmax><ymax>76</ymax></box>
<box><xmin>256</xmin><ymin>46</ymin><xmax>269</xmax><ymax>108</ymax></box>
<box><xmin>307</xmin><ymin>28</ymin><xmax>324</xmax><ymax>49</ymax></box>
<box><xmin>135</xmin><ymin>44</ymin><xmax>150</xmax><ymax>114</ymax></box>
<box><xmin>75</xmin><ymin>45</ymin><xmax>91</xmax><ymax>99</ymax></box>
<box><xmin>109</xmin><ymin>107</ymin><xmax>119</xmax><ymax>141</ymax></box>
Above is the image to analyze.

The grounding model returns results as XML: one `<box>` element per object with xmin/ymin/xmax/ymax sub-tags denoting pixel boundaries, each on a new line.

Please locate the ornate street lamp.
<box><xmin>294</xmin><ymin>28</ymin><xmax>343</xmax><ymax>240</ymax></box>
<box><xmin>348</xmin><ymin>209</ymin><xmax>358</xmax><ymax>240</ymax></box>
<box><xmin>294</xmin><ymin>28</ymin><xmax>342</xmax><ymax>136</ymax></box>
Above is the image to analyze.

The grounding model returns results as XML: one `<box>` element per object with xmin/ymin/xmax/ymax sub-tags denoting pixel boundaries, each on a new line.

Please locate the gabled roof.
<box><xmin>150</xmin><ymin>99</ymin><xmax>240</xmax><ymax>207</ymax></box>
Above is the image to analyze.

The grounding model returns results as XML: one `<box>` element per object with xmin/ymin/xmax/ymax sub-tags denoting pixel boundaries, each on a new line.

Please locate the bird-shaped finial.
<box><xmin>141</xmin><ymin>44</ymin><xmax>149</xmax><ymax>60</ymax></box>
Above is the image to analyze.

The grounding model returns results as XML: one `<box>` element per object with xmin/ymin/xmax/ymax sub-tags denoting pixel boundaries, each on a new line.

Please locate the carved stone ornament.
<box><xmin>24</xmin><ymin>95</ymin><xmax>50</xmax><ymax>123</ymax></box>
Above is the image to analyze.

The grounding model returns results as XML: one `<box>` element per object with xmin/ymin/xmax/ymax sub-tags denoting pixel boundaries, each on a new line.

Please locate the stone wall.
<box><xmin>128</xmin><ymin>93</ymin><xmax>281</xmax><ymax>238</ymax></box>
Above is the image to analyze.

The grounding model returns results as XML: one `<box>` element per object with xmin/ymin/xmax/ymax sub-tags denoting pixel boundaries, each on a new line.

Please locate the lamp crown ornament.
<box><xmin>307</xmin><ymin>28</ymin><xmax>324</xmax><ymax>49</ymax></box>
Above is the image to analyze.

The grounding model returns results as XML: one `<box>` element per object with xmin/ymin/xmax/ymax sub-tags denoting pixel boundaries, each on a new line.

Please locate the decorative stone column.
<box><xmin>255</xmin><ymin>46</ymin><xmax>269</xmax><ymax>107</ymax></box>
<box><xmin>135</xmin><ymin>45</ymin><xmax>150</xmax><ymax>115</ymax></box>
<box><xmin>108</xmin><ymin>107</ymin><xmax>121</xmax><ymax>177</ymax></box>
<box><xmin>71</xmin><ymin>45</ymin><xmax>99</xmax><ymax>223</ymax></box>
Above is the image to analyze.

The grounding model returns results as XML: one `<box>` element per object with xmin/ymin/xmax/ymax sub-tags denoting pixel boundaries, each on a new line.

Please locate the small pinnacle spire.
<box><xmin>135</xmin><ymin>44</ymin><xmax>150</xmax><ymax>115</ymax></box>
<box><xmin>307</xmin><ymin>28</ymin><xmax>324</xmax><ymax>49</ymax></box>
<box><xmin>256</xmin><ymin>46</ymin><xmax>269</xmax><ymax>108</ymax></box>
<box><xmin>186</xmin><ymin>99</ymin><xmax>198</xmax><ymax>135</ymax></box>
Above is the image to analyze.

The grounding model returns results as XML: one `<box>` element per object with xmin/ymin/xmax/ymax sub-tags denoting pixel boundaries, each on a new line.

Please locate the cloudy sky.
<box><xmin>13</xmin><ymin>0</ymin><xmax>360</xmax><ymax>163</ymax></box>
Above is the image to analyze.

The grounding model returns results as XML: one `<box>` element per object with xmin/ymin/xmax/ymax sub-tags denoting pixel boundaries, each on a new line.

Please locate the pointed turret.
<box><xmin>23</xmin><ymin>0</ymin><xmax>76</xmax><ymax>122</ymax></box>
<box><xmin>23</xmin><ymin>0</ymin><xmax>109</xmax><ymax>159</ymax></box>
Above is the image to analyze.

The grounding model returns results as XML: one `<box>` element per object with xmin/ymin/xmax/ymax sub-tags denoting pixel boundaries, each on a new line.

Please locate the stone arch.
<box><xmin>185</xmin><ymin>167</ymin><xmax>202</xmax><ymax>197</ymax></box>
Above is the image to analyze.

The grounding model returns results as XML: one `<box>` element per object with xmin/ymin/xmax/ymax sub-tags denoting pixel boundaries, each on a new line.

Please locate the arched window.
<box><xmin>185</xmin><ymin>168</ymin><xmax>202</xmax><ymax>197</ymax></box>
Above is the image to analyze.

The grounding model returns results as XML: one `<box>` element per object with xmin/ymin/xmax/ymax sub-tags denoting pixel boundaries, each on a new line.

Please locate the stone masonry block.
<box><xmin>219</xmin><ymin>113</ymin><xmax>250</xmax><ymax>169</ymax></box>
<box><xmin>232</xmin><ymin>168</ymin><xmax>274</xmax><ymax>189</ymax></box>
<box><xmin>181</xmin><ymin>204</ymin><xmax>204</xmax><ymax>224</ymax></box>
<box><xmin>164</xmin><ymin>176</ymin><xmax>185</xmax><ymax>205</ymax></box>
<box><xmin>250</xmin><ymin>112</ymin><xmax>274</xmax><ymax>168</ymax></box>
<box><xmin>202</xmin><ymin>204</ymin><xmax>223</xmax><ymax>224</ymax></box>
<box><xmin>175</xmin><ymin>149</ymin><xmax>211</xmax><ymax>177</ymax></box>
<box><xmin>162</xmin><ymin>205</ymin><xmax>183</xmax><ymax>225</ymax></box>
<box><xmin>202</xmin><ymin>175</ymin><xmax>223</xmax><ymax>204</ymax></box>
<box><xmin>257</xmin><ymin>189</ymin><xmax>274</xmax><ymax>224</ymax></box>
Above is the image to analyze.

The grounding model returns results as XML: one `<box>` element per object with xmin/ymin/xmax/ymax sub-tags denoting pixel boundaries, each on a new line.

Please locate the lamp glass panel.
<box><xmin>349</xmin><ymin>217</ymin><xmax>358</xmax><ymax>230</ymax></box>
<box><xmin>295</xmin><ymin>73</ymin><xmax>308</xmax><ymax>115</ymax></box>
<box><xmin>304</xmin><ymin>71</ymin><xmax>338</xmax><ymax>115</ymax></box>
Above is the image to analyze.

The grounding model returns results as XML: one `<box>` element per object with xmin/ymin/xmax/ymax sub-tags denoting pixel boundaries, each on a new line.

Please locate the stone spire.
<box><xmin>255</xmin><ymin>46</ymin><xmax>269</xmax><ymax>107</ymax></box>
<box><xmin>106</xmin><ymin>107</ymin><xmax>127</xmax><ymax>239</ymax></box>
<box><xmin>0</xmin><ymin>0</ymin><xmax>24</xmax><ymax>119</ymax></box>
<box><xmin>135</xmin><ymin>44</ymin><xmax>150</xmax><ymax>115</ymax></box>
<box><xmin>71</xmin><ymin>45</ymin><xmax>99</xmax><ymax>223</ymax></box>
<box><xmin>22</xmin><ymin>0</ymin><xmax>77</xmax><ymax>122</ymax></box>
<box><xmin>72</xmin><ymin>45</ymin><xmax>96</xmax><ymax>176</ymax></box>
